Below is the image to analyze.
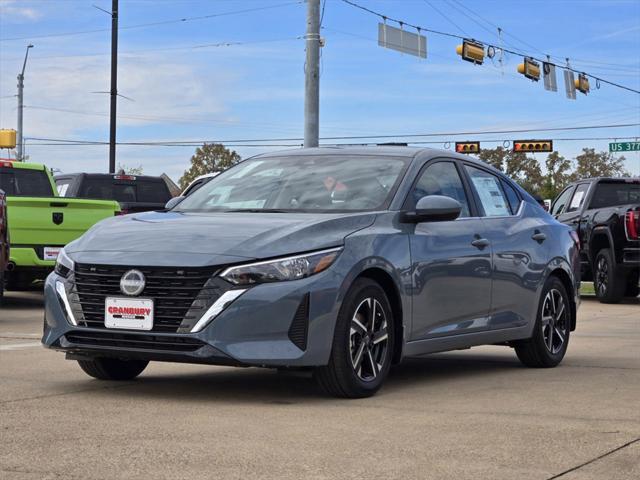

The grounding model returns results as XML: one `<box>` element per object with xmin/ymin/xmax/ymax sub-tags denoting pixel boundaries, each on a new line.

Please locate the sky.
<box><xmin>0</xmin><ymin>0</ymin><xmax>639</xmax><ymax>182</ymax></box>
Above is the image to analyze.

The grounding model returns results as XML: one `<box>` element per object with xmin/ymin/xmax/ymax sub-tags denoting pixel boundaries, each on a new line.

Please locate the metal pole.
<box><xmin>108</xmin><ymin>0</ymin><xmax>119</xmax><ymax>173</ymax></box>
<box><xmin>304</xmin><ymin>0</ymin><xmax>320</xmax><ymax>148</ymax></box>
<box><xmin>16</xmin><ymin>44</ymin><xmax>33</xmax><ymax>162</ymax></box>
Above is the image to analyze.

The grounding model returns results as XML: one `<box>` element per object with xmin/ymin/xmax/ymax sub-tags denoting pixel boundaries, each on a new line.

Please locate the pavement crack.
<box><xmin>546</xmin><ymin>437</ymin><xmax>640</xmax><ymax>479</ymax></box>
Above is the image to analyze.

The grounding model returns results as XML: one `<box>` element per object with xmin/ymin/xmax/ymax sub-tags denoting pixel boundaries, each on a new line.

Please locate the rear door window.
<box><xmin>464</xmin><ymin>166</ymin><xmax>511</xmax><ymax>217</ymax></box>
<box><xmin>567</xmin><ymin>183</ymin><xmax>590</xmax><ymax>212</ymax></box>
<box><xmin>500</xmin><ymin>180</ymin><xmax>522</xmax><ymax>215</ymax></box>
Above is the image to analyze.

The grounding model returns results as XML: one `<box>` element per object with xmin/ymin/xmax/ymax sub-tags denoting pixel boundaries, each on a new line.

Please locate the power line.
<box><xmin>340</xmin><ymin>0</ymin><xmax>640</xmax><ymax>95</ymax></box>
<box><xmin>23</xmin><ymin>122</ymin><xmax>640</xmax><ymax>146</ymax></box>
<box><xmin>0</xmin><ymin>1</ymin><xmax>302</xmax><ymax>42</ymax></box>
<box><xmin>22</xmin><ymin>136</ymin><xmax>640</xmax><ymax>148</ymax></box>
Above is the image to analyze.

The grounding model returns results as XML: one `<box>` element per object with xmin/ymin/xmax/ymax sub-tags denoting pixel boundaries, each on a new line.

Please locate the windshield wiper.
<box><xmin>224</xmin><ymin>208</ymin><xmax>291</xmax><ymax>213</ymax></box>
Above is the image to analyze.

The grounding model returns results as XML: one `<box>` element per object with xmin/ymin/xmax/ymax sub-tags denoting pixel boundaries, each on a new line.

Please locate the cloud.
<box><xmin>0</xmin><ymin>0</ymin><xmax>42</xmax><ymax>21</ymax></box>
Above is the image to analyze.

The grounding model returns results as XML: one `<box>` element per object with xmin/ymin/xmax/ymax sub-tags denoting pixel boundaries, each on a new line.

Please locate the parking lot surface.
<box><xmin>1</xmin><ymin>291</ymin><xmax>638</xmax><ymax>480</ymax></box>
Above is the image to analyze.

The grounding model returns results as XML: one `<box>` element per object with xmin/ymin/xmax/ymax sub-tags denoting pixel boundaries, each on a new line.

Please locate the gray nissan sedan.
<box><xmin>43</xmin><ymin>147</ymin><xmax>580</xmax><ymax>398</ymax></box>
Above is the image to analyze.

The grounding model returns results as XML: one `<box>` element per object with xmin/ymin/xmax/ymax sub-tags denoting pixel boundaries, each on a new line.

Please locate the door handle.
<box><xmin>471</xmin><ymin>237</ymin><xmax>490</xmax><ymax>249</ymax></box>
<box><xmin>531</xmin><ymin>231</ymin><xmax>547</xmax><ymax>243</ymax></box>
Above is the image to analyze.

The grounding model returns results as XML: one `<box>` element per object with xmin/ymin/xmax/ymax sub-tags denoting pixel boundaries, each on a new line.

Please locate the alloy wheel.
<box><xmin>540</xmin><ymin>289</ymin><xmax>568</xmax><ymax>355</ymax></box>
<box><xmin>349</xmin><ymin>298</ymin><xmax>389</xmax><ymax>382</ymax></box>
<box><xmin>596</xmin><ymin>256</ymin><xmax>608</xmax><ymax>297</ymax></box>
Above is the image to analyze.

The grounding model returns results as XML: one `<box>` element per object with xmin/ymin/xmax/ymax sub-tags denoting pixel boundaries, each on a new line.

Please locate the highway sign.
<box><xmin>609</xmin><ymin>142</ymin><xmax>640</xmax><ymax>152</ymax></box>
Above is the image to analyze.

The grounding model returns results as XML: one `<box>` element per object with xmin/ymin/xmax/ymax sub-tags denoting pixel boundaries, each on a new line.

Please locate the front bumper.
<box><xmin>42</xmin><ymin>268</ymin><xmax>342</xmax><ymax>368</ymax></box>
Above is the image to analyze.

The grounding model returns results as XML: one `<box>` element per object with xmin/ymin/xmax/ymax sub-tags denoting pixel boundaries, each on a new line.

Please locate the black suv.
<box><xmin>55</xmin><ymin>173</ymin><xmax>173</xmax><ymax>214</ymax></box>
<box><xmin>551</xmin><ymin>177</ymin><xmax>640</xmax><ymax>303</ymax></box>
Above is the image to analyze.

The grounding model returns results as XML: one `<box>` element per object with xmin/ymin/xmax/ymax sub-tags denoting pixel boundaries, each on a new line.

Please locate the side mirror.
<box><xmin>403</xmin><ymin>195</ymin><xmax>462</xmax><ymax>223</ymax></box>
<box><xmin>164</xmin><ymin>196</ymin><xmax>184</xmax><ymax>210</ymax></box>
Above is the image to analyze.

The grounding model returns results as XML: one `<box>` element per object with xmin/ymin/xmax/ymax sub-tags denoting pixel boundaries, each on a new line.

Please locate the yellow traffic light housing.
<box><xmin>517</xmin><ymin>57</ymin><xmax>540</xmax><ymax>81</ymax></box>
<box><xmin>0</xmin><ymin>129</ymin><xmax>17</xmax><ymax>149</ymax></box>
<box><xmin>456</xmin><ymin>39</ymin><xmax>484</xmax><ymax>65</ymax></box>
<box><xmin>513</xmin><ymin>140</ymin><xmax>553</xmax><ymax>153</ymax></box>
<box><xmin>455</xmin><ymin>141</ymin><xmax>480</xmax><ymax>154</ymax></box>
<box><xmin>575</xmin><ymin>73</ymin><xmax>590</xmax><ymax>94</ymax></box>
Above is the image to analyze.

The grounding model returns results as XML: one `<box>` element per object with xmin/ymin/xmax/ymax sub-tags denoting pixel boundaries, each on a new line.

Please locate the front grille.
<box><xmin>71</xmin><ymin>264</ymin><xmax>219</xmax><ymax>333</ymax></box>
<box><xmin>65</xmin><ymin>331</ymin><xmax>205</xmax><ymax>352</ymax></box>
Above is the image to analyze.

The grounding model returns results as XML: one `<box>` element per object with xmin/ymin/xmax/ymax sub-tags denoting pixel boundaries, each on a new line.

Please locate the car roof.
<box><xmin>252</xmin><ymin>146</ymin><xmax>500</xmax><ymax>172</ymax></box>
<box><xmin>575</xmin><ymin>177</ymin><xmax>640</xmax><ymax>183</ymax></box>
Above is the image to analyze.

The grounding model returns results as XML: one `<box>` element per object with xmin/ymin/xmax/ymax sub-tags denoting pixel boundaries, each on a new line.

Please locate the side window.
<box><xmin>56</xmin><ymin>180</ymin><xmax>70</xmax><ymax>197</ymax></box>
<box><xmin>501</xmin><ymin>180</ymin><xmax>521</xmax><ymax>215</ymax></box>
<box><xmin>464</xmin><ymin>166</ymin><xmax>510</xmax><ymax>217</ymax></box>
<box><xmin>551</xmin><ymin>187</ymin><xmax>574</xmax><ymax>216</ymax></box>
<box><xmin>566</xmin><ymin>184</ymin><xmax>589</xmax><ymax>213</ymax></box>
<box><xmin>409</xmin><ymin>161</ymin><xmax>470</xmax><ymax>217</ymax></box>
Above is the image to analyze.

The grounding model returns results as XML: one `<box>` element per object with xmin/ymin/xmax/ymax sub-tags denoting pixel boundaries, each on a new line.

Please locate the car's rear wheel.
<box><xmin>515</xmin><ymin>276</ymin><xmax>570</xmax><ymax>368</ymax></box>
<box><xmin>77</xmin><ymin>358</ymin><xmax>148</xmax><ymax>380</ymax></box>
<box><xmin>315</xmin><ymin>278</ymin><xmax>394</xmax><ymax>398</ymax></box>
<box><xmin>594</xmin><ymin>248</ymin><xmax>625</xmax><ymax>304</ymax></box>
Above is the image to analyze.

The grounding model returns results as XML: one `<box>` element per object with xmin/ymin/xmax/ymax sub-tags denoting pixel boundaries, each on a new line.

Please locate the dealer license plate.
<box><xmin>43</xmin><ymin>247</ymin><xmax>61</xmax><ymax>261</ymax></box>
<box><xmin>105</xmin><ymin>297</ymin><xmax>154</xmax><ymax>331</ymax></box>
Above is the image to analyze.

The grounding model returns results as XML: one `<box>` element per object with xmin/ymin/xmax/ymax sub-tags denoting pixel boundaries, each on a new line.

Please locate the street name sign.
<box><xmin>609</xmin><ymin>142</ymin><xmax>640</xmax><ymax>153</ymax></box>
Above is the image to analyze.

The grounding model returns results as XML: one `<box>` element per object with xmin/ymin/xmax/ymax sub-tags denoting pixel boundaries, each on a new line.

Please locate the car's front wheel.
<box><xmin>77</xmin><ymin>358</ymin><xmax>148</xmax><ymax>380</ymax></box>
<box><xmin>515</xmin><ymin>276</ymin><xmax>571</xmax><ymax>368</ymax></box>
<box><xmin>315</xmin><ymin>278</ymin><xmax>394</xmax><ymax>398</ymax></box>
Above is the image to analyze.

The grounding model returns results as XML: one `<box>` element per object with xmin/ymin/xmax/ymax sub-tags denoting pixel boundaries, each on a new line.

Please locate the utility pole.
<box><xmin>109</xmin><ymin>0</ymin><xmax>119</xmax><ymax>173</ymax></box>
<box><xmin>304</xmin><ymin>0</ymin><xmax>320</xmax><ymax>148</ymax></box>
<box><xmin>16</xmin><ymin>44</ymin><xmax>34</xmax><ymax>162</ymax></box>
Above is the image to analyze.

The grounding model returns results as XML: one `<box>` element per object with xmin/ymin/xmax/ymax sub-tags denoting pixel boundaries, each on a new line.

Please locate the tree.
<box><xmin>478</xmin><ymin>147</ymin><xmax>506</xmax><ymax>171</ymax></box>
<box><xmin>571</xmin><ymin>148</ymin><xmax>629</xmax><ymax>180</ymax></box>
<box><xmin>539</xmin><ymin>151</ymin><xmax>572</xmax><ymax>200</ymax></box>
<box><xmin>178</xmin><ymin>143</ymin><xmax>241</xmax><ymax>189</ymax></box>
<box><xmin>117</xmin><ymin>163</ymin><xmax>144</xmax><ymax>175</ymax></box>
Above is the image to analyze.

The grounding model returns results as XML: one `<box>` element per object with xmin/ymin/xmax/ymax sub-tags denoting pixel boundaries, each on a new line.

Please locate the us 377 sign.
<box><xmin>609</xmin><ymin>142</ymin><xmax>640</xmax><ymax>152</ymax></box>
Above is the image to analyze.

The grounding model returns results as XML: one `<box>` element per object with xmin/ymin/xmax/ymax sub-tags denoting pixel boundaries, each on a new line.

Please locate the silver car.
<box><xmin>43</xmin><ymin>147</ymin><xmax>580</xmax><ymax>398</ymax></box>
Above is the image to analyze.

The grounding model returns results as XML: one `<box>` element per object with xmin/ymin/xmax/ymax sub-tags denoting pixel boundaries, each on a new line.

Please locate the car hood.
<box><xmin>66</xmin><ymin>211</ymin><xmax>376</xmax><ymax>266</ymax></box>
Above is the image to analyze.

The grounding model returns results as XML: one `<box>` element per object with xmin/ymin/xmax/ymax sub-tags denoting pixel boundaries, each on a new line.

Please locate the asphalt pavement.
<box><xmin>1</xmin><ymin>291</ymin><xmax>638</xmax><ymax>480</ymax></box>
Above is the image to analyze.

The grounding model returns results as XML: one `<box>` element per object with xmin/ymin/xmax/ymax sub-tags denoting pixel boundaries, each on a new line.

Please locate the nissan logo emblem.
<box><xmin>120</xmin><ymin>269</ymin><xmax>146</xmax><ymax>296</ymax></box>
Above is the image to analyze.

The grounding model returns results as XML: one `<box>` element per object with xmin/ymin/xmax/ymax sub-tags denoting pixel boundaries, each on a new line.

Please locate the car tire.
<box><xmin>77</xmin><ymin>358</ymin><xmax>149</xmax><ymax>380</ymax></box>
<box><xmin>314</xmin><ymin>278</ymin><xmax>394</xmax><ymax>398</ymax></box>
<box><xmin>515</xmin><ymin>276</ymin><xmax>571</xmax><ymax>368</ymax></box>
<box><xmin>594</xmin><ymin>248</ymin><xmax>625</xmax><ymax>304</ymax></box>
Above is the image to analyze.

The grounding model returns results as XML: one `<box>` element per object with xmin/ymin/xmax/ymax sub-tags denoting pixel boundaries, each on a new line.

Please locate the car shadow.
<box><xmin>0</xmin><ymin>291</ymin><xmax>44</xmax><ymax>310</ymax></box>
<box><xmin>580</xmin><ymin>295</ymin><xmax>639</xmax><ymax>305</ymax></box>
<box><xmin>98</xmin><ymin>350</ymin><xmax>521</xmax><ymax>404</ymax></box>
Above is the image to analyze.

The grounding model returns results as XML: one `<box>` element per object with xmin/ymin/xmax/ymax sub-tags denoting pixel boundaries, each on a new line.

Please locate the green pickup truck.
<box><xmin>0</xmin><ymin>160</ymin><xmax>121</xmax><ymax>290</ymax></box>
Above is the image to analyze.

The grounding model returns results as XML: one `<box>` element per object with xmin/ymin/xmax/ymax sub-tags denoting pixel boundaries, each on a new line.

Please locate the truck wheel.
<box><xmin>77</xmin><ymin>358</ymin><xmax>148</xmax><ymax>380</ymax></box>
<box><xmin>314</xmin><ymin>278</ymin><xmax>394</xmax><ymax>398</ymax></box>
<box><xmin>594</xmin><ymin>249</ymin><xmax>625</xmax><ymax>304</ymax></box>
<box><xmin>515</xmin><ymin>276</ymin><xmax>570</xmax><ymax>368</ymax></box>
<box><xmin>624</xmin><ymin>271</ymin><xmax>639</xmax><ymax>298</ymax></box>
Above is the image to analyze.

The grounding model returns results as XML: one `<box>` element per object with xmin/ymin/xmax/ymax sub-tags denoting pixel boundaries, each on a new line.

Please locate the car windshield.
<box><xmin>80</xmin><ymin>178</ymin><xmax>171</xmax><ymax>203</ymax></box>
<box><xmin>174</xmin><ymin>155</ymin><xmax>409</xmax><ymax>213</ymax></box>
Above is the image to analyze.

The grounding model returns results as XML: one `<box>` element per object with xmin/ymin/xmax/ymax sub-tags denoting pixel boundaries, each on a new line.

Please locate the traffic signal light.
<box><xmin>456</xmin><ymin>39</ymin><xmax>484</xmax><ymax>65</ymax></box>
<box><xmin>575</xmin><ymin>73</ymin><xmax>590</xmax><ymax>94</ymax></box>
<box><xmin>455</xmin><ymin>141</ymin><xmax>480</xmax><ymax>154</ymax></box>
<box><xmin>513</xmin><ymin>140</ymin><xmax>553</xmax><ymax>153</ymax></box>
<box><xmin>517</xmin><ymin>57</ymin><xmax>540</xmax><ymax>81</ymax></box>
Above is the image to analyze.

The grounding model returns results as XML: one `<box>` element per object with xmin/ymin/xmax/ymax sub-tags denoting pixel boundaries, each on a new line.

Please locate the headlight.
<box><xmin>220</xmin><ymin>247</ymin><xmax>342</xmax><ymax>286</ymax></box>
<box><xmin>54</xmin><ymin>248</ymin><xmax>74</xmax><ymax>278</ymax></box>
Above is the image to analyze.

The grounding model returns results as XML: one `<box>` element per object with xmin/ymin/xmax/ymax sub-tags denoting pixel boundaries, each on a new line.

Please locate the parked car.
<box><xmin>55</xmin><ymin>173</ymin><xmax>173</xmax><ymax>214</ymax></box>
<box><xmin>0</xmin><ymin>188</ymin><xmax>8</xmax><ymax>300</ymax></box>
<box><xmin>43</xmin><ymin>147</ymin><xmax>580</xmax><ymax>398</ymax></box>
<box><xmin>181</xmin><ymin>172</ymin><xmax>220</xmax><ymax>197</ymax></box>
<box><xmin>551</xmin><ymin>177</ymin><xmax>639</xmax><ymax>303</ymax></box>
<box><xmin>0</xmin><ymin>160</ymin><xmax>121</xmax><ymax>290</ymax></box>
